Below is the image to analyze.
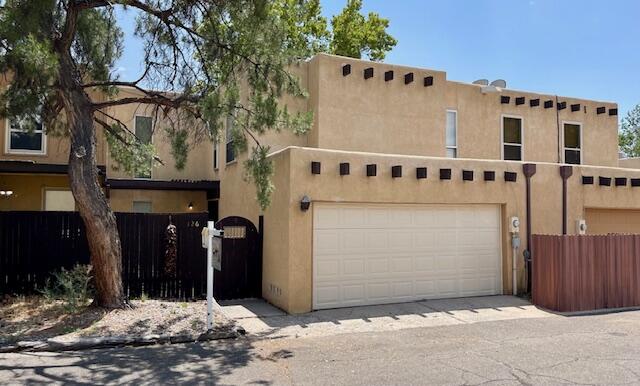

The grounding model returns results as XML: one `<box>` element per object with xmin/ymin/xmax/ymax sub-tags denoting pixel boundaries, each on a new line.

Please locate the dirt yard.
<box><xmin>0</xmin><ymin>296</ymin><xmax>226</xmax><ymax>344</ymax></box>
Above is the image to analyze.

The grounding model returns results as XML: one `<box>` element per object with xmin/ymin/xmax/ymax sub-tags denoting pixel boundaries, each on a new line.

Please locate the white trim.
<box><xmin>501</xmin><ymin>114</ymin><xmax>524</xmax><ymax>161</ymax></box>
<box><xmin>4</xmin><ymin>117</ymin><xmax>47</xmax><ymax>155</ymax></box>
<box><xmin>134</xmin><ymin>115</ymin><xmax>153</xmax><ymax>179</ymax></box>
<box><xmin>445</xmin><ymin>109</ymin><xmax>458</xmax><ymax>158</ymax></box>
<box><xmin>561</xmin><ymin>121</ymin><xmax>583</xmax><ymax>165</ymax></box>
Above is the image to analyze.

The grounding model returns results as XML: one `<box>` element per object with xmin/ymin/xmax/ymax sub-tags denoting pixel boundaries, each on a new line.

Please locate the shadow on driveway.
<box><xmin>221</xmin><ymin>295</ymin><xmax>555</xmax><ymax>339</ymax></box>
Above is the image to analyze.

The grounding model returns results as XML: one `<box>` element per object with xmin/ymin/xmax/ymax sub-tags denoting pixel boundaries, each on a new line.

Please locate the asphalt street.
<box><xmin>2</xmin><ymin>309</ymin><xmax>640</xmax><ymax>385</ymax></box>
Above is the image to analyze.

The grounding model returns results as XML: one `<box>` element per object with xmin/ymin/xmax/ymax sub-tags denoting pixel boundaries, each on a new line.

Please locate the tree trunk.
<box><xmin>57</xmin><ymin>53</ymin><xmax>126</xmax><ymax>309</ymax></box>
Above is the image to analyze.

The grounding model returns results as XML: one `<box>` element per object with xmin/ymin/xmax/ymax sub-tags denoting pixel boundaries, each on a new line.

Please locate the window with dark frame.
<box><xmin>564</xmin><ymin>123</ymin><xmax>581</xmax><ymax>165</ymax></box>
<box><xmin>226</xmin><ymin>115</ymin><xmax>235</xmax><ymax>163</ymax></box>
<box><xmin>213</xmin><ymin>140</ymin><xmax>219</xmax><ymax>169</ymax></box>
<box><xmin>134</xmin><ymin>116</ymin><xmax>153</xmax><ymax>178</ymax></box>
<box><xmin>503</xmin><ymin>116</ymin><xmax>522</xmax><ymax>161</ymax></box>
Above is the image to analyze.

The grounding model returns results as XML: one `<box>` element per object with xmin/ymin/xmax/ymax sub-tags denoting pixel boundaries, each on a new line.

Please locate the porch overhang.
<box><xmin>0</xmin><ymin>160</ymin><xmax>106</xmax><ymax>175</ymax></box>
<box><xmin>104</xmin><ymin>178</ymin><xmax>220</xmax><ymax>199</ymax></box>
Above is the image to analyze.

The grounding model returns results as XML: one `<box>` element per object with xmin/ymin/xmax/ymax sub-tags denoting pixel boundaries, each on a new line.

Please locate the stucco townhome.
<box><xmin>218</xmin><ymin>53</ymin><xmax>640</xmax><ymax>314</ymax></box>
<box><xmin>3</xmin><ymin>53</ymin><xmax>640</xmax><ymax>315</ymax></box>
<box><xmin>0</xmin><ymin>85</ymin><xmax>219</xmax><ymax>216</ymax></box>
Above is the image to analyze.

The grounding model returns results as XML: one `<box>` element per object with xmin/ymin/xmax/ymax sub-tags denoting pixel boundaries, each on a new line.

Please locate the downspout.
<box><xmin>522</xmin><ymin>163</ymin><xmax>536</xmax><ymax>294</ymax></box>
<box><xmin>559</xmin><ymin>166</ymin><xmax>573</xmax><ymax>235</ymax></box>
<box><xmin>555</xmin><ymin>95</ymin><xmax>562</xmax><ymax>163</ymax></box>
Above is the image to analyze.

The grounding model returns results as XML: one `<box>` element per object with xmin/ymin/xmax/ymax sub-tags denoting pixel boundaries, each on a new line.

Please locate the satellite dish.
<box><xmin>481</xmin><ymin>85</ymin><xmax>500</xmax><ymax>94</ymax></box>
<box><xmin>490</xmin><ymin>79</ymin><xmax>507</xmax><ymax>88</ymax></box>
<box><xmin>472</xmin><ymin>79</ymin><xmax>489</xmax><ymax>86</ymax></box>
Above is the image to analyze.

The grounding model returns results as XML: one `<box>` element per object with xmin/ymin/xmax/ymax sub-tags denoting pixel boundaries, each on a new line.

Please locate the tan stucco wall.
<box><xmin>585</xmin><ymin>208</ymin><xmax>640</xmax><ymax>235</ymax></box>
<box><xmin>108</xmin><ymin>189</ymin><xmax>207</xmax><ymax>213</ymax></box>
<box><xmin>219</xmin><ymin>146</ymin><xmax>640</xmax><ymax>314</ymax></box>
<box><xmin>0</xmin><ymin>174</ymin><xmax>71</xmax><ymax>211</ymax></box>
<box><xmin>306</xmin><ymin>54</ymin><xmax>619</xmax><ymax>166</ymax></box>
<box><xmin>103</xmin><ymin>87</ymin><xmax>216</xmax><ymax>182</ymax></box>
<box><xmin>619</xmin><ymin>158</ymin><xmax>640</xmax><ymax>169</ymax></box>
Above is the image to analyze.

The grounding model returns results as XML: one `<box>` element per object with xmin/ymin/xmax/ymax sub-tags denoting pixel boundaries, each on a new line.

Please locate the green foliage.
<box><xmin>245</xmin><ymin>145</ymin><xmax>275</xmax><ymax>211</ymax></box>
<box><xmin>105</xmin><ymin>123</ymin><xmax>156</xmax><ymax>177</ymax></box>
<box><xmin>168</xmin><ymin>128</ymin><xmax>189</xmax><ymax>170</ymax></box>
<box><xmin>0</xmin><ymin>0</ymin><xmax>395</xmax><ymax>211</ymax></box>
<box><xmin>619</xmin><ymin>104</ymin><xmax>640</xmax><ymax>157</ymax></box>
<box><xmin>74</xmin><ymin>8</ymin><xmax>123</xmax><ymax>95</ymax></box>
<box><xmin>330</xmin><ymin>0</ymin><xmax>397</xmax><ymax>61</ymax></box>
<box><xmin>41</xmin><ymin>264</ymin><xmax>94</xmax><ymax>312</ymax></box>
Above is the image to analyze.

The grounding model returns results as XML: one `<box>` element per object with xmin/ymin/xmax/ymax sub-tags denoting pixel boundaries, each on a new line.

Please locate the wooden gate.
<box><xmin>214</xmin><ymin>216</ymin><xmax>262</xmax><ymax>300</ymax></box>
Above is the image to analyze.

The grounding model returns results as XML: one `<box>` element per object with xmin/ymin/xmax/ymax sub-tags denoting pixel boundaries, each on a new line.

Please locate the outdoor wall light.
<box><xmin>300</xmin><ymin>195</ymin><xmax>311</xmax><ymax>212</ymax></box>
<box><xmin>188</xmin><ymin>202</ymin><xmax>194</xmax><ymax>210</ymax></box>
<box><xmin>0</xmin><ymin>190</ymin><xmax>13</xmax><ymax>197</ymax></box>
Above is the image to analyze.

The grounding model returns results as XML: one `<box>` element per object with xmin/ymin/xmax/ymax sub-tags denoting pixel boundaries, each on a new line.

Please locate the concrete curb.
<box><xmin>545</xmin><ymin>306</ymin><xmax>640</xmax><ymax>317</ymax></box>
<box><xmin>0</xmin><ymin>325</ymin><xmax>246</xmax><ymax>353</ymax></box>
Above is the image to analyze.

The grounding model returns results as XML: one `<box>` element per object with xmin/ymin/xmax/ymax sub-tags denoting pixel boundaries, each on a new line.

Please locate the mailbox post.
<box><xmin>203</xmin><ymin>221</ymin><xmax>222</xmax><ymax>331</ymax></box>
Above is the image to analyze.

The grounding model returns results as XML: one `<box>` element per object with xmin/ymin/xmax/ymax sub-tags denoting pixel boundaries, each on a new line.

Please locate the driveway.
<box><xmin>220</xmin><ymin>295</ymin><xmax>554</xmax><ymax>339</ymax></box>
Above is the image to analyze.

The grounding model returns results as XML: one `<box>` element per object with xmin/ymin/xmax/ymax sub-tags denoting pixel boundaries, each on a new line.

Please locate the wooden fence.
<box><xmin>0</xmin><ymin>211</ymin><xmax>208</xmax><ymax>299</ymax></box>
<box><xmin>532</xmin><ymin>234</ymin><xmax>640</xmax><ymax>312</ymax></box>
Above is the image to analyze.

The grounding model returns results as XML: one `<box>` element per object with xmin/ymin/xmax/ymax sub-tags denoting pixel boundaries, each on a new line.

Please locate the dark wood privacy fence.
<box><xmin>532</xmin><ymin>234</ymin><xmax>640</xmax><ymax>312</ymax></box>
<box><xmin>0</xmin><ymin>211</ymin><xmax>209</xmax><ymax>299</ymax></box>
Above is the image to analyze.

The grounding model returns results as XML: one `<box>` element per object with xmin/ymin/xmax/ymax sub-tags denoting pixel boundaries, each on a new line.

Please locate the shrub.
<box><xmin>41</xmin><ymin>264</ymin><xmax>94</xmax><ymax>312</ymax></box>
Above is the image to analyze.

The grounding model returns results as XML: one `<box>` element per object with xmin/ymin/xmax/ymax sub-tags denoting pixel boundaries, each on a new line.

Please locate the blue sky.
<box><xmin>116</xmin><ymin>0</ymin><xmax>640</xmax><ymax>118</ymax></box>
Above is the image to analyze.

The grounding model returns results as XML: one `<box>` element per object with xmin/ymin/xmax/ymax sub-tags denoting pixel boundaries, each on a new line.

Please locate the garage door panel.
<box><xmin>313</xmin><ymin>204</ymin><xmax>502</xmax><ymax>309</ymax></box>
<box><xmin>413</xmin><ymin>232</ymin><xmax>436</xmax><ymax>248</ymax></box>
<box><xmin>415</xmin><ymin>280</ymin><xmax>436</xmax><ymax>296</ymax></box>
<box><xmin>414</xmin><ymin>256</ymin><xmax>435</xmax><ymax>271</ymax></box>
<box><xmin>316</xmin><ymin>259</ymin><xmax>340</xmax><ymax>278</ymax></box>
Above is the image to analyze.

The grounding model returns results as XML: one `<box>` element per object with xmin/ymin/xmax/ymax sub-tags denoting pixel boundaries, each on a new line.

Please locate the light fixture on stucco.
<box><xmin>188</xmin><ymin>202</ymin><xmax>193</xmax><ymax>210</ymax></box>
<box><xmin>0</xmin><ymin>190</ymin><xmax>13</xmax><ymax>198</ymax></box>
<box><xmin>300</xmin><ymin>195</ymin><xmax>311</xmax><ymax>212</ymax></box>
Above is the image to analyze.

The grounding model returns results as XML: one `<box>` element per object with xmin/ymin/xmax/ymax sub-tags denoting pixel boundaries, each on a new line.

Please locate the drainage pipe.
<box><xmin>522</xmin><ymin>164</ymin><xmax>537</xmax><ymax>294</ymax></box>
<box><xmin>512</xmin><ymin>240</ymin><xmax>519</xmax><ymax>295</ymax></box>
<box><xmin>559</xmin><ymin>166</ymin><xmax>573</xmax><ymax>235</ymax></box>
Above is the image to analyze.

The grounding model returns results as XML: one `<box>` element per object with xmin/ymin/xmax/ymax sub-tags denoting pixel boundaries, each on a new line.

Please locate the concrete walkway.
<box><xmin>220</xmin><ymin>295</ymin><xmax>554</xmax><ymax>339</ymax></box>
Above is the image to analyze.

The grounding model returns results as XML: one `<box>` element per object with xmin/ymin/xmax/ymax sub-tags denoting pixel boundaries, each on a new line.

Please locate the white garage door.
<box><xmin>313</xmin><ymin>203</ymin><xmax>502</xmax><ymax>309</ymax></box>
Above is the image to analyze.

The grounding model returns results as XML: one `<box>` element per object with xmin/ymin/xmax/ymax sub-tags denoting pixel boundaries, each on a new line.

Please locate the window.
<box><xmin>44</xmin><ymin>189</ymin><xmax>75</xmax><ymax>211</ymax></box>
<box><xmin>563</xmin><ymin>122</ymin><xmax>582</xmax><ymax>165</ymax></box>
<box><xmin>132</xmin><ymin>201</ymin><xmax>152</xmax><ymax>213</ymax></box>
<box><xmin>225</xmin><ymin>115</ymin><xmax>235</xmax><ymax>163</ymax></box>
<box><xmin>213</xmin><ymin>140</ymin><xmax>219</xmax><ymax>170</ymax></box>
<box><xmin>446</xmin><ymin>110</ymin><xmax>457</xmax><ymax>158</ymax></box>
<box><xmin>134</xmin><ymin>116</ymin><xmax>153</xmax><ymax>178</ymax></box>
<box><xmin>502</xmin><ymin>116</ymin><xmax>523</xmax><ymax>161</ymax></box>
<box><xmin>6</xmin><ymin>116</ymin><xmax>46</xmax><ymax>154</ymax></box>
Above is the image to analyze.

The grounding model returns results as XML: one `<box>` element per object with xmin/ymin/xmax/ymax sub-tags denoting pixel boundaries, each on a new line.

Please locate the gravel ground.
<box><xmin>0</xmin><ymin>297</ymin><xmax>227</xmax><ymax>345</ymax></box>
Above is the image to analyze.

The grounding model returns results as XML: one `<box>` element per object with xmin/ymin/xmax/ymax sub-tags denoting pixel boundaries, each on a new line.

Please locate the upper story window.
<box><xmin>5</xmin><ymin>116</ymin><xmax>46</xmax><ymax>155</ymax></box>
<box><xmin>446</xmin><ymin>110</ymin><xmax>457</xmax><ymax>158</ymax></box>
<box><xmin>135</xmin><ymin>116</ymin><xmax>153</xmax><ymax>178</ymax></box>
<box><xmin>563</xmin><ymin>122</ymin><xmax>582</xmax><ymax>165</ymax></box>
<box><xmin>502</xmin><ymin>116</ymin><xmax>522</xmax><ymax>161</ymax></box>
<box><xmin>213</xmin><ymin>140</ymin><xmax>219</xmax><ymax>170</ymax></box>
<box><xmin>226</xmin><ymin>115</ymin><xmax>235</xmax><ymax>163</ymax></box>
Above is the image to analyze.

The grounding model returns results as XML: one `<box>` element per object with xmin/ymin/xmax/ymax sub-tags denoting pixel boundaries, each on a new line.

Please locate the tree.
<box><xmin>330</xmin><ymin>0</ymin><xmax>397</xmax><ymax>61</ymax></box>
<box><xmin>619</xmin><ymin>104</ymin><xmax>640</xmax><ymax>157</ymax></box>
<box><xmin>0</xmin><ymin>0</ymin><xmax>395</xmax><ymax>308</ymax></box>
<box><xmin>0</xmin><ymin>0</ymin><xmax>324</xmax><ymax>308</ymax></box>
